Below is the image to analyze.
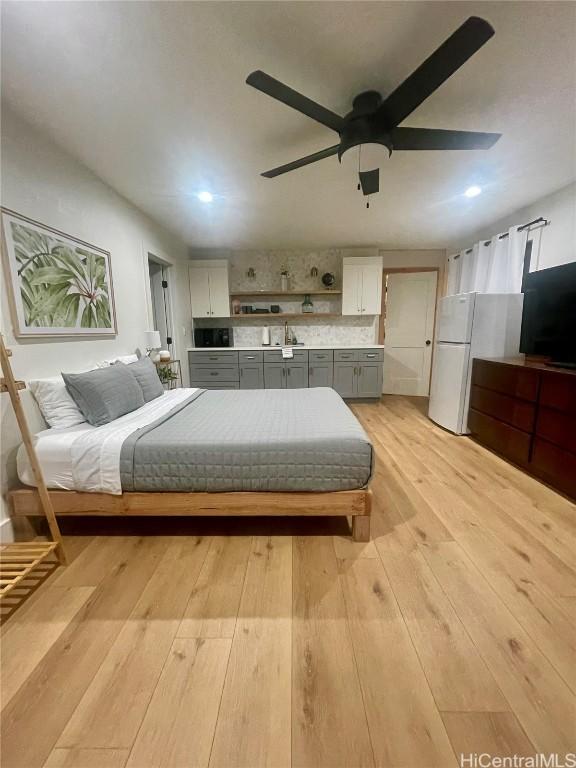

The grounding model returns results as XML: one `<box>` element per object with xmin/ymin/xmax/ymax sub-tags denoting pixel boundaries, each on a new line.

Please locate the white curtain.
<box><xmin>445</xmin><ymin>224</ymin><xmax>527</xmax><ymax>295</ymax></box>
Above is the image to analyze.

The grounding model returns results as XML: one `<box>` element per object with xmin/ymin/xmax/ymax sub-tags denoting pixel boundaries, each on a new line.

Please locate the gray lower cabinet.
<box><xmin>309</xmin><ymin>363</ymin><xmax>334</xmax><ymax>388</ymax></box>
<box><xmin>190</xmin><ymin>347</ymin><xmax>382</xmax><ymax>397</ymax></box>
<box><xmin>240</xmin><ymin>363</ymin><xmax>264</xmax><ymax>389</ymax></box>
<box><xmin>333</xmin><ymin>358</ymin><xmax>383</xmax><ymax>398</ymax></box>
<box><xmin>286</xmin><ymin>362</ymin><xmax>308</xmax><ymax>389</ymax></box>
<box><xmin>264</xmin><ymin>362</ymin><xmax>285</xmax><ymax>389</ymax></box>
<box><xmin>333</xmin><ymin>362</ymin><xmax>357</xmax><ymax>397</ymax></box>
<box><xmin>356</xmin><ymin>362</ymin><xmax>383</xmax><ymax>397</ymax></box>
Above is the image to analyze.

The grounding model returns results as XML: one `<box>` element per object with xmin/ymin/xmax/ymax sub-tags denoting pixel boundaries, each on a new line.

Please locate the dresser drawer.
<box><xmin>189</xmin><ymin>350</ymin><xmax>238</xmax><ymax>365</ymax></box>
<box><xmin>309</xmin><ymin>350</ymin><xmax>334</xmax><ymax>363</ymax></box>
<box><xmin>470</xmin><ymin>385</ymin><xmax>535</xmax><ymax>433</ymax></box>
<box><xmin>472</xmin><ymin>359</ymin><xmax>539</xmax><ymax>402</ymax></box>
<box><xmin>539</xmin><ymin>372</ymin><xmax>576</xmax><ymax>416</ymax></box>
<box><xmin>238</xmin><ymin>351</ymin><xmax>263</xmax><ymax>363</ymax></box>
<box><xmin>334</xmin><ymin>349</ymin><xmax>359</xmax><ymax>362</ymax></box>
<box><xmin>531</xmin><ymin>438</ymin><xmax>576</xmax><ymax>499</ymax></box>
<box><xmin>468</xmin><ymin>408</ymin><xmax>531</xmax><ymax>466</ymax></box>
<box><xmin>263</xmin><ymin>349</ymin><xmax>308</xmax><ymax>362</ymax></box>
<box><xmin>358</xmin><ymin>349</ymin><xmax>384</xmax><ymax>362</ymax></box>
<box><xmin>190</xmin><ymin>366</ymin><xmax>239</xmax><ymax>383</ymax></box>
<box><xmin>536</xmin><ymin>407</ymin><xmax>576</xmax><ymax>454</ymax></box>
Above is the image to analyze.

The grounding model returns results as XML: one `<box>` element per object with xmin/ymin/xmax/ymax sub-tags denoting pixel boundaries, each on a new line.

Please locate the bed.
<box><xmin>12</xmin><ymin>387</ymin><xmax>374</xmax><ymax>540</ymax></box>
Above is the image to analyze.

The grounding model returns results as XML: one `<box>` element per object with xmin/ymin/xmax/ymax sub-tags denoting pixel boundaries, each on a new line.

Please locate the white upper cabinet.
<box><xmin>189</xmin><ymin>260</ymin><xmax>230</xmax><ymax>318</ymax></box>
<box><xmin>341</xmin><ymin>256</ymin><xmax>383</xmax><ymax>315</ymax></box>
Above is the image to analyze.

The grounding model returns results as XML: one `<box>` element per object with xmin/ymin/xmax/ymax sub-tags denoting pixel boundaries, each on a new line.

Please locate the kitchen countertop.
<box><xmin>187</xmin><ymin>344</ymin><xmax>384</xmax><ymax>351</ymax></box>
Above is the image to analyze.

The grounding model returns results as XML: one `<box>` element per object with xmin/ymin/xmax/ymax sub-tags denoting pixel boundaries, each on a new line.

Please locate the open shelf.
<box><xmin>230</xmin><ymin>313</ymin><xmax>341</xmax><ymax>320</ymax></box>
<box><xmin>230</xmin><ymin>290</ymin><xmax>341</xmax><ymax>297</ymax></box>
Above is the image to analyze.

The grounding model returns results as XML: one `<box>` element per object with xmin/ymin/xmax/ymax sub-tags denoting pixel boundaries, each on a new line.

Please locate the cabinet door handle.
<box><xmin>354</xmin><ymin>367</ymin><xmax>357</xmax><ymax>375</ymax></box>
<box><xmin>366</xmin><ymin>354</ymin><xmax>376</xmax><ymax>358</ymax></box>
<box><xmin>240</xmin><ymin>368</ymin><xmax>243</xmax><ymax>377</ymax></box>
<box><xmin>245</xmin><ymin>355</ymin><xmax>255</xmax><ymax>359</ymax></box>
<box><xmin>210</xmin><ymin>372</ymin><xmax>218</xmax><ymax>376</ymax></box>
<box><xmin>209</xmin><ymin>357</ymin><xmax>218</xmax><ymax>360</ymax></box>
<box><xmin>288</xmin><ymin>368</ymin><xmax>291</xmax><ymax>376</ymax></box>
<box><xmin>359</xmin><ymin>366</ymin><xmax>362</xmax><ymax>376</ymax></box>
<box><xmin>282</xmin><ymin>368</ymin><xmax>286</xmax><ymax>377</ymax></box>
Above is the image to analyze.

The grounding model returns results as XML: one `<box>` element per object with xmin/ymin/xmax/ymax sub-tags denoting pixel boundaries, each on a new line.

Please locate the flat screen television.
<box><xmin>520</xmin><ymin>261</ymin><xmax>576</xmax><ymax>367</ymax></box>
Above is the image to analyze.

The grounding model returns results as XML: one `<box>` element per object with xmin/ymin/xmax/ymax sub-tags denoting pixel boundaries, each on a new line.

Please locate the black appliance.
<box><xmin>194</xmin><ymin>327</ymin><xmax>233</xmax><ymax>348</ymax></box>
<box><xmin>520</xmin><ymin>262</ymin><xmax>576</xmax><ymax>366</ymax></box>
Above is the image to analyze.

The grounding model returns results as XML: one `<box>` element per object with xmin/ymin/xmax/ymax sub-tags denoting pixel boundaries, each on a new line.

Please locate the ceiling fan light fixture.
<box><xmin>464</xmin><ymin>185</ymin><xmax>482</xmax><ymax>198</ymax></box>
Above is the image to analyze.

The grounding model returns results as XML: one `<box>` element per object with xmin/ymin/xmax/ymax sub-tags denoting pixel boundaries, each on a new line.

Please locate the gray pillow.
<box><xmin>63</xmin><ymin>363</ymin><xmax>145</xmax><ymax>427</ymax></box>
<box><xmin>125</xmin><ymin>357</ymin><xmax>164</xmax><ymax>402</ymax></box>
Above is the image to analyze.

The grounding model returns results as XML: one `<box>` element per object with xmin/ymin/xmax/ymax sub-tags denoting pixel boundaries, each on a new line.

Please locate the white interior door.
<box><xmin>383</xmin><ymin>271</ymin><xmax>437</xmax><ymax>396</ymax></box>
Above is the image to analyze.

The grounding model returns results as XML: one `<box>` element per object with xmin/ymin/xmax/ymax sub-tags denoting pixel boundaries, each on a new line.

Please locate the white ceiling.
<box><xmin>2</xmin><ymin>1</ymin><xmax>575</xmax><ymax>249</ymax></box>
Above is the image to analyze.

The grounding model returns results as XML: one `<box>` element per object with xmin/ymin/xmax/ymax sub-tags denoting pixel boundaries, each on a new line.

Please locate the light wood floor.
<box><xmin>2</xmin><ymin>396</ymin><xmax>575</xmax><ymax>768</ymax></box>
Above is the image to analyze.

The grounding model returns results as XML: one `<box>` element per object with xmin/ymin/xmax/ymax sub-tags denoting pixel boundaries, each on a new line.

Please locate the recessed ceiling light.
<box><xmin>464</xmin><ymin>185</ymin><xmax>482</xmax><ymax>198</ymax></box>
<box><xmin>197</xmin><ymin>191</ymin><xmax>213</xmax><ymax>203</ymax></box>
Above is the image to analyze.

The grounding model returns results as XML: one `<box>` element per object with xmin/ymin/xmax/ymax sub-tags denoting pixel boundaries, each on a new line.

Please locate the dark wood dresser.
<box><xmin>469</xmin><ymin>358</ymin><xmax>576</xmax><ymax>500</ymax></box>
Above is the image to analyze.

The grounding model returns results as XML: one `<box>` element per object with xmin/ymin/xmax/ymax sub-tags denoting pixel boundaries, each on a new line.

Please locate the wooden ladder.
<box><xmin>0</xmin><ymin>334</ymin><xmax>66</xmax><ymax>599</ymax></box>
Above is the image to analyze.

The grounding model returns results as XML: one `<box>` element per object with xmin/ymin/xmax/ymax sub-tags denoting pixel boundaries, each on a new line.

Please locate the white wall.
<box><xmin>0</xmin><ymin>106</ymin><xmax>191</xmax><ymax>541</ymax></box>
<box><xmin>454</xmin><ymin>182</ymin><xmax>576</xmax><ymax>271</ymax></box>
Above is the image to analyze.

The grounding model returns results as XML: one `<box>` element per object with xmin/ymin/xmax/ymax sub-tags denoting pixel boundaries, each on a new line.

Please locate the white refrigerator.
<box><xmin>428</xmin><ymin>293</ymin><xmax>524</xmax><ymax>434</ymax></box>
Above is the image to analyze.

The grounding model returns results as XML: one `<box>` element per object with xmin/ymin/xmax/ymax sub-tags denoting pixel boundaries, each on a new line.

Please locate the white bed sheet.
<box><xmin>18</xmin><ymin>389</ymin><xmax>197</xmax><ymax>493</ymax></box>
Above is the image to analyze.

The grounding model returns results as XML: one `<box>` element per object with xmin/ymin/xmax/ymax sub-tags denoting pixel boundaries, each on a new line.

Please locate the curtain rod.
<box><xmin>460</xmin><ymin>216</ymin><xmax>550</xmax><ymax>256</ymax></box>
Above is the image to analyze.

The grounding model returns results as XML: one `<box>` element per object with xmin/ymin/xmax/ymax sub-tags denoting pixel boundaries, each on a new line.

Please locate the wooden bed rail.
<box><xmin>9</xmin><ymin>488</ymin><xmax>372</xmax><ymax>541</ymax></box>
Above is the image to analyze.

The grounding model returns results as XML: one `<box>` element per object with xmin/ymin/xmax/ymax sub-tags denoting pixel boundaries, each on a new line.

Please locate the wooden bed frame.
<box><xmin>9</xmin><ymin>488</ymin><xmax>372</xmax><ymax>541</ymax></box>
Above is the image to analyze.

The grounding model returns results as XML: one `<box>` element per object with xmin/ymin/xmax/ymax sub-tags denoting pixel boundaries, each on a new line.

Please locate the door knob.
<box><xmin>426</xmin><ymin>340</ymin><xmax>431</xmax><ymax>346</ymax></box>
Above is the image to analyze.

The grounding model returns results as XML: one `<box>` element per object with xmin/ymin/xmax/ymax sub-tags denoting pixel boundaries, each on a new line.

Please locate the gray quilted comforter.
<box><xmin>119</xmin><ymin>388</ymin><xmax>373</xmax><ymax>492</ymax></box>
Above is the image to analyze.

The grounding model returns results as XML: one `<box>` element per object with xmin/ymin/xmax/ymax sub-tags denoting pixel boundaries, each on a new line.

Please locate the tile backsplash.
<box><xmin>191</xmin><ymin>247</ymin><xmax>380</xmax><ymax>346</ymax></box>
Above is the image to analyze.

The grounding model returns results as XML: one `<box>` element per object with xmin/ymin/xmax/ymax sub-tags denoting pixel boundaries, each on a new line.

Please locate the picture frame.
<box><xmin>1</xmin><ymin>207</ymin><xmax>117</xmax><ymax>337</ymax></box>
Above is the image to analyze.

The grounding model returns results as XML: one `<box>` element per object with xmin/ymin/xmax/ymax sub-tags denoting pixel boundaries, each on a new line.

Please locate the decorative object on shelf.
<box><xmin>310</xmin><ymin>266</ymin><xmax>318</xmax><ymax>277</ymax></box>
<box><xmin>241</xmin><ymin>305</ymin><xmax>253</xmax><ymax>314</ymax></box>
<box><xmin>159</xmin><ymin>349</ymin><xmax>171</xmax><ymax>362</ymax></box>
<box><xmin>154</xmin><ymin>359</ymin><xmax>182</xmax><ymax>390</ymax></box>
<box><xmin>232</xmin><ymin>298</ymin><xmax>241</xmax><ymax>314</ymax></box>
<box><xmin>302</xmin><ymin>294</ymin><xmax>314</xmax><ymax>313</ymax></box>
<box><xmin>322</xmin><ymin>272</ymin><xmax>336</xmax><ymax>288</ymax></box>
<box><xmin>145</xmin><ymin>330</ymin><xmax>161</xmax><ymax>362</ymax></box>
<box><xmin>246</xmin><ymin>267</ymin><xmax>256</xmax><ymax>279</ymax></box>
<box><xmin>1</xmin><ymin>207</ymin><xmax>117</xmax><ymax>337</ymax></box>
<box><xmin>270</xmin><ymin>305</ymin><xmax>281</xmax><ymax>313</ymax></box>
<box><xmin>280</xmin><ymin>267</ymin><xmax>290</xmax><ymax>292</ymax></box>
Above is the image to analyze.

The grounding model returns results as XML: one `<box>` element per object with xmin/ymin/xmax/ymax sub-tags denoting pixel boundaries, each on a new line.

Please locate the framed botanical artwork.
<box><xmin>1</xmin><ymin>208</ymin><xmax>117</xmax><ymax>337</ymax></box>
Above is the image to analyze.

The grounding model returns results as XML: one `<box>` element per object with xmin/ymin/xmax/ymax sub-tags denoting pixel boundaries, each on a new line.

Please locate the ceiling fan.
<box><xmin>246</xmin><ymin>16</ymin><xmax>501</xmax><ymax>203</ymax></box>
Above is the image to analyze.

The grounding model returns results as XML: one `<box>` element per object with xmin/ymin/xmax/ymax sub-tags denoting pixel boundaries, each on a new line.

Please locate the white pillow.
<box><xmin>95</xmin><ymin>354</ymin><xmax>139</xmax><ymax>368</ymax></box>
<box><xmin>28</xmin><ymin>376</ymin><xmax>87</xmax><ymax>429</ymax></box>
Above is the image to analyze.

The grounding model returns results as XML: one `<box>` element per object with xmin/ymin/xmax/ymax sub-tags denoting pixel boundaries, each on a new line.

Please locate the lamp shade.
<box><xmin>145</xmin><ymin>330</ymin><xmax>161</xmax><ymax>349</ymax></box>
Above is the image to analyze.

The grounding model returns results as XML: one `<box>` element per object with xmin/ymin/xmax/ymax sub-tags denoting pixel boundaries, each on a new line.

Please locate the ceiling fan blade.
<box><xmin>378</xmin><ymin>17</ymin><xmax>495</xmax><ymax>129</ymax></box>
<box><xmin>247</xmin><ymin>70</ymin><xmax>344</xmax><ymax>133</ymax></box>
<box><xmin>261</xmin><ymin>145</ymin><xmax>340</xmax><ymax>178</ymax></box>
<box><xmin>359</xmin><ymin>168</ymin><xmax>379</xmax><ymax>196</ymax></box>
<box><xmin>390</xmin><ymin>127</ymin><xmax>501</xmax><ymax>150</ymax></box>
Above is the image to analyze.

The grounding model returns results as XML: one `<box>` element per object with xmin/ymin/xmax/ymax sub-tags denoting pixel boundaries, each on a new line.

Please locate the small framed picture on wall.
<box><xmin>1</xmin><ymin>208</ymin><xmax>117</xmax><ymax>337</ymax></box>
